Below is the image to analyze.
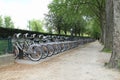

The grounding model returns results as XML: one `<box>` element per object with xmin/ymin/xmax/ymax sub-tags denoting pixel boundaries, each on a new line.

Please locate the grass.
<box><xmin>0</xmin><ymin>40</ymin><xmax>8</xmax><ymax>55</ymax></box>
<box><xmin>102</xmin><ymin>48</ymin><xmax>112</xmax><ymax>53</ymax></box>
<box><xmin>118</xmin><ymin>60</ymin><xmax>120</xmax><ymax>69</ymax></box>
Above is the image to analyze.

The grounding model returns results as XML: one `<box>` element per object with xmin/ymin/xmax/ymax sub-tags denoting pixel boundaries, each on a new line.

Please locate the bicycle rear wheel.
<box><xmin>12</xmin><ymin>45</ymin><xmax>19</xmax><ymax>59</ymax></box>
<box><xmin>52</xmin><ymin>44</ymin><xmax>59</xmax><ymax>55</ymax></box>
<box><xmin>28</xmin><ymin>46</ymin><xmax>43</xmax><ymax>61</ymax></box>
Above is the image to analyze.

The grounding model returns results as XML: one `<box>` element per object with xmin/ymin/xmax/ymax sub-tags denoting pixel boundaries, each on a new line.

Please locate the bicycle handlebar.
<box><xmin>31</xmin><ymin>34</ymin><xmax>36</xmax><ymax>38</ymax></box>
<box><xmin>13</xmin><ymin>33</ymin><xmax>22</xmax><ymax>39</ymax></box>
<box><xmin>23</xmin><ymin>33</ymin><xmax>29</xmax><ymax>38</ymax></box>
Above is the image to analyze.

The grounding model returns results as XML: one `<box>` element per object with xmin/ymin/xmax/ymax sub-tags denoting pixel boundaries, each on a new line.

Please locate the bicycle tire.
<box><xmin>60</xmin><ymin>43</ymin><xmax>65</xmax><ymax>52</ymax></box>
<box><xmin>41</xmin><ymin>45</ymin><xmax>49</xmax><ymax>59</ymax></box>
<box><xmin>47</xmin><ymin>44</ymin><xmax>54</xmax><ymax>57</ymax></box>
<box><xmin>57</xmin><ymin>43</ymin><xmax>62</xmax><ymax>53</ymax></box>
<box><xmin>28</xmin><ymin>46</ymin><xmax>43</xmax><ymax>61</ymax></box>
<box><xmin>12</xmin><ymin>44</ymin><xmax>19</xmax><ymax>59</ymax></box>
<box><xmin>52</xmin><ymin>44</ymin><xmax>59</xmax><ymax>55</ymax></box>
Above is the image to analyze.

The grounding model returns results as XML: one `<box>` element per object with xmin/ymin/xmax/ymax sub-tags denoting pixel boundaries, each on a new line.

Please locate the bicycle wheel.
<box><xmin>28</xmin><ymin>46</ymin><xmax>43</xmax><ymax>61</ymax></box>
<box><xmin>67</xmin><ymin>43</ymin><xmax>70</xmax><ymax>50</ymax></box>
<box><xmin>63</xmin><ymin>43</ymin><xmax>66</xmax><ymax>51</ymax></box>
<box><xmin>60</xmin><ymin>43</ymin><xmax>65</xmax><ymax>52</ymax></box>
<box><xmin>41</xmin><ymin>45</ymin><xmax>49</xmax><ymax>59</ymax></box>
<box><xmin>12</xmin><ymin>45</ymin><xmax>19</xmax><ymax>59</ymax></box>
<box><xmin>52</xmin><ymin>44</ymin><xmax>59</xmax><ymax>55</ymax></box>
<box><xmin>57</xmin><ymin>43</ymin><xmax>62</xmax><ymax>53</ymax></box>
<box><xmin>47</xmin><ymin>44</ymin><xmax>54</xmax><ymax>57</ymax></box>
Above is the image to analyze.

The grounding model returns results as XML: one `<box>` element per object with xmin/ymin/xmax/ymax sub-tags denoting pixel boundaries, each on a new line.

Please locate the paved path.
<box><xmin>0</xmin><ymin>41</ymin><xmax>120</xmax><ymax>80</ymax></box>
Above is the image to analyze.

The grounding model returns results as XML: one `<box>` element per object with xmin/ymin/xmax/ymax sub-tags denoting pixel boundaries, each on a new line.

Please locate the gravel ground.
<box><xmin>0</xmin><ymin>41</ymin><xmax>120</xmax><ymax>80</ymax></box>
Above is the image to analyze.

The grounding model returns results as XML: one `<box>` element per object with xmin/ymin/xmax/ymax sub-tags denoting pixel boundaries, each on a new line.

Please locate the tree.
<box><xmin>107</xmin><ymin>0</ymin><xmax>120</xmax><ymax>69</ymax></box>
<box><xmin>46</xmin><ymin>0</ymin><xmax>88</xmax><ymax>35</ymax></box>
<box><xmin>0</xmin><ymin>16</ymin><xmax>3</xmax><ymax>27</ymax></box>
<box><xmin>85</xmin><ymin>17</ymin><xmax>101</xmax><ymax>39</ymax></box>
<box><xmin>104</xmin><ymin>0</ymin><xmax>113</xmax><ymax>50</ymax></box>
<box><xmin>4</xmin><ymin>16</ymin><xmax>14</xmax><ymax>28</ymax></box>
<box><xmin>28</xmin><ymin>19</ymin><xmax>44</xmax><ymax>32</ymax></box>
<box><xmin>45</xmin><ymin>11</ymin><xmax>65</xmax><ymax>34</ymax></box>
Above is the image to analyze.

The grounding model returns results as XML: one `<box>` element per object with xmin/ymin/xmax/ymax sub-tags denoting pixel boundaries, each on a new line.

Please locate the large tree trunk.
<box><xmin>104</xmin><ymin>0</ymin><xmax>113</xmax><ymax>50</ymax></box>
<box><xmin>108</xmin><ymin>0</ymin><xmax>120</xmax><ymax>68</ymax></box>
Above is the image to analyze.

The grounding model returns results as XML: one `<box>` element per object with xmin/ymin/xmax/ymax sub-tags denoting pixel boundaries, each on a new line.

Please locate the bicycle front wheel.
<box><xmin>47</xmin><ymin>44</ymin><xmax>54</xmax><ymax>57</ymax></box>
<box><xmin>28</xmin><ymin>46</ymin><xmax>43</xmax><ymax>61</ymax></box>
<box><xmin>41</xmin><ymin>45</ymin><xmax>49</xmax><ymax>59</ymax></box>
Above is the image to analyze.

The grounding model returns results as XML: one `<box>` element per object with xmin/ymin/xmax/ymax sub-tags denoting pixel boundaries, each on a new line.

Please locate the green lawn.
<box><xmin>0</xmin><ymin>40</ymin><xmax>8</xmax><ymax>55</ymax></box>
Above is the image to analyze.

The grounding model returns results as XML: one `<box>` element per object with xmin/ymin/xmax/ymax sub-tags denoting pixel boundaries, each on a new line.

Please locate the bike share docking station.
<box><xmin>12</xmin><ymin>33</ymin><xmax>95</xmax><ymax>63</ymax></box>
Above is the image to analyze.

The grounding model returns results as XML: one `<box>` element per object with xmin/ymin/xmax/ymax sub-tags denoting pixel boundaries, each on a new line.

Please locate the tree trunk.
<box><xmin>104</xmin><ymin>0</ymin><xmax>113</xmax><ymax>50</ymax></box>
<box><xmin>100</xmin><ymin>25</ymin><xmax>105</xmax><ymax>44</ymax></box>
<box><xmin>108</xmin><ymin>0</ymin><xmax>120</xmax><ymax>68</ymax></box>
<box><xmin>57</xmin><ymin>26</ymin><xmax>61</xmax><ymax>35</ymax></box>
<box><xmin>99</xmin><ymin>9</ymin><xmax>106</xmax><ymax>45</ymax></box>
<box><xmin>58</xmin><ymin>29</ymin><xmax>61</xmax><ymax>35</ymax></box>
<box><xmin>74</xmin><ymin>25</ymin><xmax>77</xmax><ymax>36</ymax></box>
<box><xmin>64</xmin><ymin>28</ymin><xmax>67</xmax><ymax>35</ymax></box>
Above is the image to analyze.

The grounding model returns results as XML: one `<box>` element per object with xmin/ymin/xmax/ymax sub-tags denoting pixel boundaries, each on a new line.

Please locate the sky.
<box><xmin>0</xmin><ymin>0</ymin><xmax>52</xmax><ymax>29</ymax></box>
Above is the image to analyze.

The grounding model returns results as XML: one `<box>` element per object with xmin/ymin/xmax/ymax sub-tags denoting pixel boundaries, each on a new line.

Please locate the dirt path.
<box><xmin>0</xmin><ymin>41</ymin><xmax>120</xmax><ymax>80</ymax></box>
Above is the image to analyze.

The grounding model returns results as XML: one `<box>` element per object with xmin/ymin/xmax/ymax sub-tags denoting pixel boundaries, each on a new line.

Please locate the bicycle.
<box><xmin>12</xmin><ymin>33</ymin><xmax>43</xmax><ymax>61</ymax></box>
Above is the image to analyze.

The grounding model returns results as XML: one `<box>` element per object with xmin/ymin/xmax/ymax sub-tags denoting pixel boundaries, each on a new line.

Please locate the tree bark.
<box><xmin>57</xmin><ymin>26</ymin><xmax>61</xmax><ymax>35</ymax></box>
<box><xmin>104</xmin><ymin>0</ymin><xmax>113</xmax><ymax>50</ymax></box>
<box><xmin>108</xmin><ymin>0</ymin><xmax>120</xmax><ymax>68</ymax></box>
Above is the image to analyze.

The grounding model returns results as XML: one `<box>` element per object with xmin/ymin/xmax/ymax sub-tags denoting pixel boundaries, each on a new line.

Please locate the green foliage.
<box><xmin>46</xmin><ymin>25</ymin><xmax>53</xmax><ymax>34</ymax></box>
<box><xmin>0</xmin><ymin>15</ymin><xmax>15</xmax><ymax>28</ymax></box>
<box><xmin>28</xmin><ymin>19</ymin><xmax>44</xmax><ymax>32</ymax></box>
<box><xmin>4</xmin><ymin>16</ymin><xmax>14</xmax><ymax>28</ymax></box>
<box><xmin>86</xmin><ymin>18</ymin><xmax>101</xmax><ymax>39</ymax></box>
<box><xmin>45</xmin><ymin>0</ymin><xmax>105</xmax><ymax>37</ymax></box>
<box><xmin>0</xmin><ymin>16</ymin><xmax>3</xmax><ymax>27</ymax></box>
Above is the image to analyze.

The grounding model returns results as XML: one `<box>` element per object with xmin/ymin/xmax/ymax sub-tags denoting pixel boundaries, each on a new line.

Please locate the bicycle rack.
<box><xmin>12</xmin><ymin>33</ymin><xmax>95</xmax><ymax>61</ymax></box>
